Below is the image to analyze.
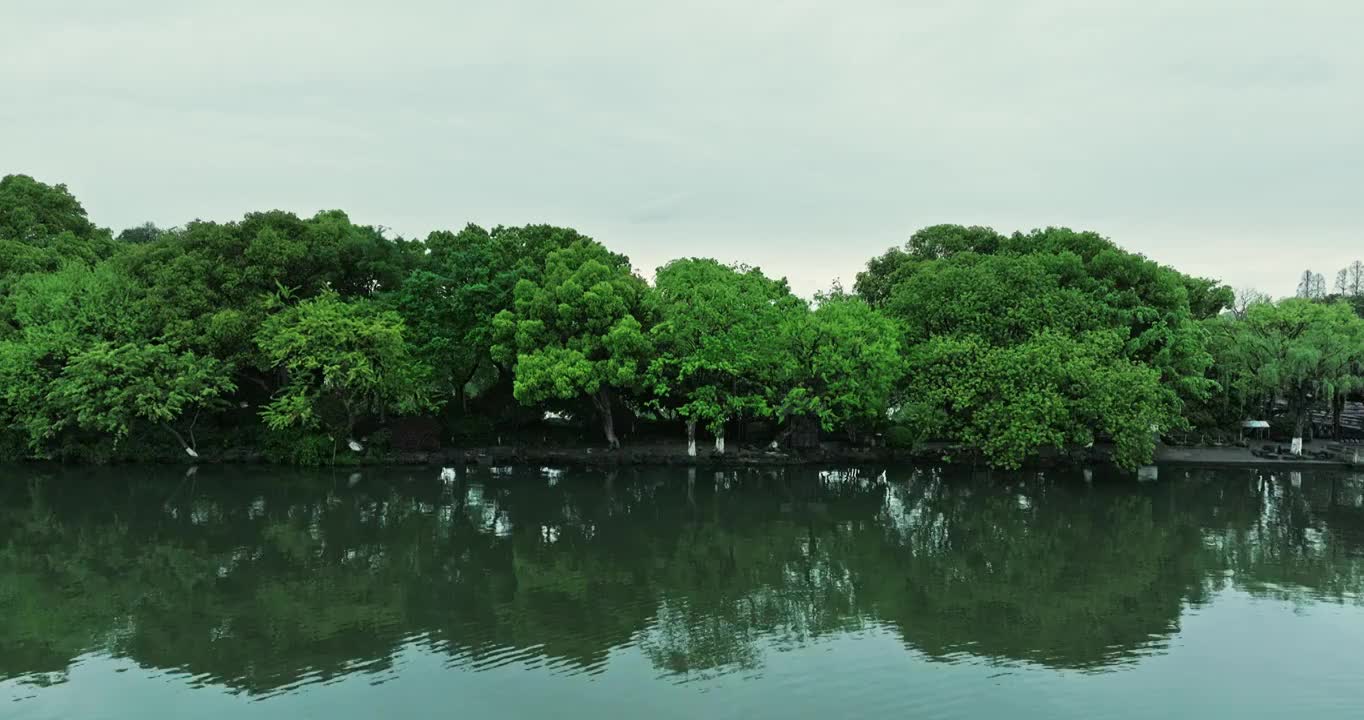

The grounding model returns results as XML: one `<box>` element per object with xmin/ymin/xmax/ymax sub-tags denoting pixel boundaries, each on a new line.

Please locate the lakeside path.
<box><xmin>1155</xmin><ymin>444</ymin><xmax>1352</xmax><ymax>468</ymax></box>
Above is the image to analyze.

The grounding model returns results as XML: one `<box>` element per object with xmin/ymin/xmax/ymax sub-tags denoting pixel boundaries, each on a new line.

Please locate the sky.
<box><xmin>3</xmin><ymin>0</ymin><xmax>1362</xmax><ymax>298</ymax></box>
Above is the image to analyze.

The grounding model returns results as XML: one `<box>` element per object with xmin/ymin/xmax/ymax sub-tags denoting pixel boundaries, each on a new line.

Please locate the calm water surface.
<box><xmin>3</xmin><ymin>464</ymin><xmax>1364</xmax><ymax>718</ymax></box>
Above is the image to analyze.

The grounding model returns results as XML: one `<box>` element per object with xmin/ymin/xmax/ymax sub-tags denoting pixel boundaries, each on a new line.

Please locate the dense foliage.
<box><xmin>492</xmin><ymin>240</ymin><xmax>652</xmax><ymax>448</ymax></box>
<box><xmin>257</xmin><ymin>291</ymin><xmax>434</xmax><ymax>441</ymax></box>
<box><xmin>3</xmin><ymin>173</ymin><xmax>1360</xmax><ymax>468</ymax></box>
<box><xmin>647</xmin><ymin>259</ymin><xmax>794</xmax><ymax>453</ymax></box>
<box><xmin>1205</xmin><ymin>299</ymin><xmax>1364</xmax><ymax>442</ymax></box>
<box><xmin>859</xmin><ymin>224</ymin><xmax>1234</xmax><ymax>467</ymax></box>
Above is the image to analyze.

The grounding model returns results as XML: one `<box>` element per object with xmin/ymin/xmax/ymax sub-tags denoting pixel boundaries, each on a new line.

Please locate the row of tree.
<box><xmin>1296</xmin><ymin>263</ymin><xmax>1364</xmax><ymax>300</ymax></box>
<box><xmin>0</xmin><ymin>175</ymin><xmax>901</xmax><ymax>465</ymax></box>
<box><xmin>2</xmin><ymin>173</ymin><xmax>1362</xmax><ymax>468</ymax></box>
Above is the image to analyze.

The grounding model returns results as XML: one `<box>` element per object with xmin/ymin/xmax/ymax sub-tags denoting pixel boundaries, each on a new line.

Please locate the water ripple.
<box><xmin>4</xmin><ymin>464</ymin><xmax>1364</xmax><ymax>718</ymax></box>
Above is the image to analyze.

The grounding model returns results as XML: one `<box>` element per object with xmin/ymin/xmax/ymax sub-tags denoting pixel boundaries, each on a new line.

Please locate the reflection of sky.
<box><xmin>7</xmin><ymin>590</ymin><xmax>1362</xmax><ymax>719</ymax></box>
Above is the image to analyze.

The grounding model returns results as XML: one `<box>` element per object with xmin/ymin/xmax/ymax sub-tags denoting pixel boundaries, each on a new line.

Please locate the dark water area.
<box><xmin>3</xmin><ymin>463</ymin><xmax>1364</xmax><ymax>719</ymax></box>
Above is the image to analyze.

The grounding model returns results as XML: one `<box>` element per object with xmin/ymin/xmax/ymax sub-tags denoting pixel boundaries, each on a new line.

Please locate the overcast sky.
<box><xmin>3</xmin><ymin>1</ymin><xmax>1361</xmax><ymax>297</ymax></box>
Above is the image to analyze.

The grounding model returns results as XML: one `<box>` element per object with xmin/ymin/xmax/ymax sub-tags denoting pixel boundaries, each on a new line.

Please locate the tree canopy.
<box><xmin>773</xmin><ymin>292</ymin><xmax>904</xmax><ymax>440</ymax></box>
<box><xmin>257</xmin><ymin>291</ymin><xmax>433</xmax><ymax>439</ymax></box>
<box><xmin>491</xmin><ymin>239</ymin><xmax>652</xmax><ymax>448</ymax></box>
<box><xmin>10</xmin><ymin>173</ymin><xmax>1359</xmax><ymax>468</ymax></box>
<box><xmin>857</xmin><ymin>224</ymin><xmax>1235</xmax><ymax>467</ymax></box>
<box><xmin>647</xmin><ymin>259</ymin><xmax>794</xmax><ymax>452</ymax></box>
<box><xmin>1206</xmin><ymin>298</ymin><xmax>1364</xmax><ymax>445</ymax></box>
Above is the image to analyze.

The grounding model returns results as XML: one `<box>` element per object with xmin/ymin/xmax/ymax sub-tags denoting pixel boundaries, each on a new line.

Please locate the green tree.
<box><xmin>45</xmin><ymin>342</ymin><xmax>234</xmax><ymax>456</ymax></box>
<box><xmin>853</xmin><ymin>246</ymin><xmax>911</xmax><ymax>309</ymax></box>
<box><xmin>0</xmin><ymin>175</ymin><xmax>115</xmax><ymax>297</ymax></box>
<box><xmin>117</xmin><ymin>209</ymin><xmax>419</xmax><ymax>372</ymax></box>
<box><xmin>0</xmin><ymin>260</ymin><xmax>234</xmax><ymax>459</ymax></box>
<box><xmin>390</xmin><ymin>268</ymin><xmax>485</xmax><ymax>408</ymax></box>
<box><xmin>492</xmin><ymin>240</ymin><xmax>651</xmax><ymax>448</ymax></box>
<box><xmin>388</xmin><ymin>224</ymin><xmax>604</xmax><ymax>434</ymax></box>
<box><xmin>257</xmin><ymin>292</ymin><xmax>432</xmax><ymax>445</ymax></box>
<box><xmin>861</xmin><ymin>224</ymin><xmax>1229</xmax><ymax>466</ymax></box>
<box><xmin>116</xmin><ymin>222</ymin><xmax>164</xmax><ymax>244</ymax></box>
<box><xmin>774</xmin><ymin>292</ymin><xmax>905</xmax><ymax>443</ymax></box>
<box><xmin>0</xmin><ymin>262</ymin><xmax>154</xmax><ymax>457</ymax></box>
<box><xmin>1207</xmin><ymin>298</ymin><xmax>1364</xmax><ymax>452</ymax></box>
<box><xmin>853</xmin><ymin>225</ymin><xmax>1004</xmax><ymax>308</ymax></box>
<box><xmin>647</xmin><ymin>259</ymin><xmax>793</xmax><ymax>454</ymax></box>
<box><xmin>0</xmin><ymin>174</ymin><xmax>100</xmax><ymax>244</ymax></box>
<box><xmin>866</xmin><ymin>225</ymin><xmax>1229</xmax><ymax>402</ymax></box>
<box><xmin>899</xmin><ymin>330</ymin><xmax>1176</xmax><ymax>468</ymax></box>
<box><xmin>393</xmin><ymin>225</ymin><xmax>590</xmax><ymax>412</ymax></box>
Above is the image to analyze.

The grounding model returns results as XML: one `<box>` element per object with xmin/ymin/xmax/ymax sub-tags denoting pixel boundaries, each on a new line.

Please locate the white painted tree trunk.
<box><xmin>686</xmin><ymin>419</ymin><xmax>697</xmax><ymax>457</ymax></box>
<box><xmin>715</xmin><ymin>426</ymin><xmax>726</xmax><ymax>454</ymax></box>
<box><xmin>1291</xmin><ymin>413</ymin><xmax>1306</xmax><ymax>456</ymax></box>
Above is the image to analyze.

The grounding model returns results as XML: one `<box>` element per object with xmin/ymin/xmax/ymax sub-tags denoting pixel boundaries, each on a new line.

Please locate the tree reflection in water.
<box><xmin>2</xmin><ymin>464</ymin><xmax>1362</xmax><ymax>693</ymax></box>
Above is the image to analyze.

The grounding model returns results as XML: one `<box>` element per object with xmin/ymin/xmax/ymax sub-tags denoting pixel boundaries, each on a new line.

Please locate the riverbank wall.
<box><xmin>8</xmin><ymin>441</ymin><xmax>1357</xmax><ymax>470</ymax></box>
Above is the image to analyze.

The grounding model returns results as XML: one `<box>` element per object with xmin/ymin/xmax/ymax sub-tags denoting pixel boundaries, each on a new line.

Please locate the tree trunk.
<box><xmin>686</xmin><ymin>419</ymin><xmax>697</xmax><ymax>457</ymax></box>
<box><xmin>592</xmin><ymin>387</ymin><xmax>620</xmax><ymax>449</ymax></box>
<box><xmin>160</xmin><ymin>422</ymin><xmax>194</xmax><ymax>456</ymax></box>
<box><xmin>714</xmin><ymin>421</ymin><xmax>726</xmax><ymax>454</ymax></box>
<box><xmin>340</xmin><ymin>394</ymin><xmax>357</xmax><ymax>439</ymax></box>
<box><xmin>1334</xmin><ymin>395</ymin><xmax>1344</xmax><ymax>440</ymax></box>
<box><xmin>1292</xmin><ymin>412</ymin><xmax>1306</xmax><ymax>456</ymax></box>
<box><xmin>770</xmin><ymin>423</ymin><xmax>794</xmax><ymax>450</ymax></box>
<box><xmin>238</xmin><ymin>369</ymin><xmax>274</xmax><ymax>394</ymax></box>
<box><xmin>602</xmin><ymin>407</ymin><xmax>619</xmax><ymax>449</ymax></box>
<box><xmin>457</xmin><ymin>361</ymin><xmax>479</xmax><ymax>414</ymax></box>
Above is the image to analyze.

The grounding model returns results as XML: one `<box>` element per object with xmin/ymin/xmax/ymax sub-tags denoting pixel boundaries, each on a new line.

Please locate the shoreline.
<box><xmin>9</xmin><ymin>441</ymin><xmax>1359</xmax><ymax>470</ymax></box>
<box><xmin>431</xmin><ymin>443</ymin><xmax>1360</xmax><ymax>470</ymax></box>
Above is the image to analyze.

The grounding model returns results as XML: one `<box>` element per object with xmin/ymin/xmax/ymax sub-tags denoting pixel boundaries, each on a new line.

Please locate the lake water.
<box><xmin>3</xmin><ymin>464</ymin><xmax>1363</xmax><ymax>719</ymax></box>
